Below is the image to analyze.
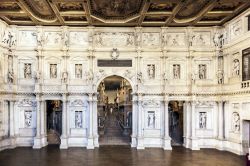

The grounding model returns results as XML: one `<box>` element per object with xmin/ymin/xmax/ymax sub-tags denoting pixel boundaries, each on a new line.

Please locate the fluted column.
<box><xmin>163</xmin><ymin>96</ymin><xmax>172</xmax><ymax>150</ymax></box>
<box><xmin>87</xmin><ymin>93</ymin><xmax>94</xmax><ymax>149</ymax></box>
<box><xmin>218</xmin><ymin>101</ymin><xmax>224</xmax><ymax>140</ymax></box>
<box><xmin>131</xmin><ymin>95</ymin><xmax>138</xmax><ymax>147</ymax></box>
<box><xmin>60</xmin><ymin>95</ymin><xmax>68</xmax><ymax>149</ymax></box>
<box><xmin>137</xmin><ymin>94</ymin><xmax>144</xmax><ymax>149</ymax></box>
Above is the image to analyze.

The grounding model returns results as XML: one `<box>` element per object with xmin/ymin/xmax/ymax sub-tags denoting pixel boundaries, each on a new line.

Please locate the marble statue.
<box><xmin>24</xmin><ymin>64</ymin><xmax>32</xmax><ymax>79</ymax></box>
<box><xmin>199</xmin><ymin>64</ymin><xmax>206</xmax><ymax>79</ymax></box>
<box><xmin>24</xmin><ymin>111</ymin><xmax>32</xmax><ymax>127</ymax></box>
<box><xmin>199</xmin><ymin>112</ymin><xmax>207</xmax><ymax>129</ymax></box>
<box><xmin>50</xmin><ymin>64</ymin><xmax>57</xmax><ymax>79</ymax></box>
<box><xmin>232</xmin><ymin>112</ymin><xmax>240</xmax><ymax>132</ymax></box>
<box><xmin>63</xmin><ymin>31</ymin><xmax>69</xmax><ymax>47</ymax></box>
<box><xmin>232</xmin><ymin>59</ymin><xmax>240</xmax><ymax>76</ymax></box>
<box><xmin>163</xmin><ymin>72</ymin><xmax>168</xmax><ymax>81</ymax></box>
<box><xmin>173</xmin><ymin>64</ymin><xmax>180</xmax><ymax>79</ymax></box>
<box><xmin>85</xmin><ymin>70</ymin><xmax>94</xmax><ymax>84</ymax></box>
<box><xmin>75</xmin><ymin>111</ymin><xmax>82</xmax><ymax>128</ymax></box>
<box><xmin>217</xmin><ymin>70</ymin><xmax>224</xmax><ymax>84</ymax></box>
<box><xmin>137</xmin><ymin>72</ymin><xmax>143</xmax><ymax>83</ymax></box>
<box><xmin>35</xmin><ymin>71</ymin><xmax>41</xmax><ymax>83</ymax></box>
<box><xmin>2</xmin><ymin>31</ymin><xmax>16</xmax><ymax>47</ymax></box>
<box><xmin>36</xmin><ymin>31</ymin><xmax>44</xmax><ymax>47</ymax></box>
<box><xmin>75</xmin><ymin>64</ymin><xmax>82</xmax><ymax>79</ymax></box>
<box><xmin>8</xmin><ymin>70</ymin><xmax>14</xmax><ymax>83</ymax></box>
<box><xmin>147</xmin><ymin>112</ymin><xmax>156</xmax><ymax>129</ymax></box>
<box><xmin>62</xmin><ymin>71</ymin><xmax>68</xmax><ymax>83</ymax></box>
<box><xmin>147</xmin><ymin>64</ymin><xmax>155</xmax><ymax>79</ymax></box>
<box><xmin>213</xmin><ymin>32</ymin><xmax>221</xmax><ymax>48</ymax></box>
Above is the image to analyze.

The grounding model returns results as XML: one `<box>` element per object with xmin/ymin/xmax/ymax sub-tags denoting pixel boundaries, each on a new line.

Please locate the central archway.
<box><xmin>96</xmin><ymin>75</ymin><xmax>133</xmax><ymax>145</ymax></box>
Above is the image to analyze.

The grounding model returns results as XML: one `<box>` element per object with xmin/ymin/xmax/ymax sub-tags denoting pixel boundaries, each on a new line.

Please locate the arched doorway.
<box><xmin>97</xmin><ymin>75</ymin><xmax>133</xmax><ymax>145</ymax></box>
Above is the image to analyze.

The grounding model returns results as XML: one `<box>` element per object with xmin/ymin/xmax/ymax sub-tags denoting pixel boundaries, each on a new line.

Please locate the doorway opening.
<box><xmin>46</xmin><ymin>100</ymin><xmax>62</xmax><ymax>145</ymax></box>
<box><xmin>97</xmin><ymin>75</ymin><xmax>132</xmax><ymax>145</ymax></box>
<box><xmin>169</xmin><ymin>101</ymin><xmax>184</xmax><ymax>146</ymax></box>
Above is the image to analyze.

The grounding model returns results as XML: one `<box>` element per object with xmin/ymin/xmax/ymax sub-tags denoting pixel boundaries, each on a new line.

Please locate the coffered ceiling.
<box><xmin>0</xmin><ymin>0</ymin><xmax>249</xmax><ymax>27</ymax></box>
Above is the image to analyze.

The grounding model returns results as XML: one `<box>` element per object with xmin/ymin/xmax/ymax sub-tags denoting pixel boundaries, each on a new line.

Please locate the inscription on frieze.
<box><xmin>97</xmin><ymin>59</ymin><xmax>132</xmax><ymax>67</ymax></box>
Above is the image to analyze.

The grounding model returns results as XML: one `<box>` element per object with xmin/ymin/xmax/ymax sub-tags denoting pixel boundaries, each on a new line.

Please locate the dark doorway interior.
<box><xmin>169</xmin><ymin>101</ymin><xmax>184</xmax><ymax>146</ymax></box>
<box><xmin>46</xmin><ymin>100</ymin><xmax>62</xmax><ymax>145</ymax></box>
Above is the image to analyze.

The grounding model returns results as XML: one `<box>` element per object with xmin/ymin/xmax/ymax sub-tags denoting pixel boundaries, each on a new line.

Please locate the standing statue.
<box><xmin>24</xmin><ymin>64</ymin><xmax>32</xmax><ymax>79</ymax></box>
<box><xmin>137</xmin><ymin>72</ymin><xmax>143</xmax><ymax>83</ymax></box>
<box><xmin>217</xmin><ymin>70</ymin><xmax>224</xmax><ymax>84</ymax></box>
<box><xmin>50</xmin><ymin>64</ymin><xmax>57</xmax><ymax>78</ymax></box>
<box><xmin>199</xmin><ymin>112</ymin><xmax>207</xmax><ymax>129</ymax></box>
<box><xmin>232</xmin><ymin>112</ymin><xmax>240</xmax><ymax>132</ymax></box>
<box><xmin>199</xmin><ymin>65</ymin><xmax>206</xmax><ymax>79</ymax></box>
<box><xmin>62</xmin><ymin>71</ymin><xmax>68</xmax><ymax>83</ymax></box>
<box><xmin>173</xmin><ymin>64</ymin><xmax>180</xmax><ymax>79</ymax></box>
<box><xmin>232</xmin><ymin>59</ymin><xmax>240</xmax><ymax>76</ymax></box>
<box><xmin>148</xmin><ymin>64</ymin><xmax>155</xmax><ymax>79</ymax></box>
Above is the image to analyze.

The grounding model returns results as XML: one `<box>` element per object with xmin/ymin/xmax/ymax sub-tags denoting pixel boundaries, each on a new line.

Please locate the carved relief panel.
<box><xmin>142</xmin><ymin>33</ymin><xmax>160</xmax><ymax>47</ymax></box>
<box><xmin>18</xmin><ymin>31</ymin><xmax>37</xmax><ymax>47</ymax></box>
<box><xmin>192</xmin><ymin>32</ymin><xmax>211</xmax><ymax>46</ymax></box>
<box><xmin>142</xmin><ymin>100</ymin><xmax>160</xmax><ymax>130</ymax></box>
<box><xmin>69</xmin><ymin>31</ymin><xmax>89</xmax><ymax>47</ymax></box>
<box><xmin>166</xmin><ymin>32</ymin><xmax>186</xmax><ymax>46</ymax></box>
<box><xmin>44</xmin><ymin>31</ymin><xmax>62</xmax><ymax>47</ymax></box>
<box><xmin>230</xmin><ymin>19</ymin><xmax>242</xmax><ymax>39</ymax></box>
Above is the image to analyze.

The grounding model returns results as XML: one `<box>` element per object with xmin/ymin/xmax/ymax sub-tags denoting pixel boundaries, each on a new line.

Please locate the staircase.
<box><xmin>99</xmin><ymin>112</ymin><xmax>130</xmax><ymax>145</ymax></box>
<box><xmin>47</xmin><ymin>129</ymin><xmax>61</xmax><ymax>145</ymax></box>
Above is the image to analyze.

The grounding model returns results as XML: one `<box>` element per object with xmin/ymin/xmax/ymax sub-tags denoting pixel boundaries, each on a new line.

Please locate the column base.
<box><xmin>163</xmin><ymin>138</ymin><xmax>172</xmax><ymax>150</ymax></box>
<box><xmin>94</xmin><ymin>135</ymin><xmax>99</xmax><ymax>148</ymax></box>
<box><xmin>60</xmin><ymin>137</ymin><xmax>68</xmax><ymax>149</ymax></box>
<box><xmin>136</xmin><ymin>137</ymin><xmax>145</xmax><ymax>150</ymax></box>
<box><xmin>33</xmin><ymin>136</ymin><xmax>48</xmax><ymax>149</ymax></box>
<box><xmin>131</xmin><ymin>135</ymin><xmax>137</xmax><ymax>148</ymax></box>
<box><xmin>190</xmin><ymin>138</ymin><xmax>200</xmax><ymax>150</ymax></box>
<box><xmin>86</xmin><ymin>137</ymin><xmax>95</xmax><ymax>149</ymax></box>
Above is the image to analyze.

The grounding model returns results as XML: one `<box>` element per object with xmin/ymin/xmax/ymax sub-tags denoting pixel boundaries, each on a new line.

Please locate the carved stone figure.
<box><xmin>137</xmin><ymin>72</ymin><xmax>143</xmax><ymax>83</ymax></box>
<box><xmin>75</xmin><ymin>111</ymin><xmax>82</xmax><ymax>128</ymax></box>
<box><xmin>124</xmin><ymin>69</ymin><xmax>133</xmax><ymax>79</ymax></box>
<box><xmin>189</xmin><ymin>34</ymin><xmax>195</xmax><ymax>46</ymax></box>
<box><xmin>8</xmin><ymin>70</ymin><xmax>14</xmax><ymax>83</ymax></box>
<box><xmin>163</xmin><ymin>72</ymin><xmax>168</xmax><ymax>81</ymax></box>
<box><xmin>232</xmin><ymin>59</ymin><xmax>240</xmax><ymax>76</ymax></box>
<box><xmin>173</xmin><ymin>64</ymin><xmax>180</xmax><ymax>79</ymax></box>
<box><xmin>199</xmin><ymin>112</ymin><xmax>207</xmax><ymax>129</ymax></box>
<box><xmin>63</xmin><ymin>31</ymin><xmax>69</xmax><ymax>47</ymax></box>
<box><xmin>35</xmin><ymin>71</ymin><xmax>41</xmax><ymax>83</ymax></box>
<box><xmin>24</xmin><ymin>111</ymin><xmax>32</xmax><ymax>128</ymax></box>
<box><xmin>96</xmin><ymin>69</ymin><xmax>105</xmax><ymax>81</ymax></box>
<box><xmin>85</xmin><ymin>70</ymin><xmax>94</xmax><ymax>84</ymax></box>
<box><xmin>232</xmin><ymin>112</ymin><xmax>240</xmax><ymax>132</ymax></box>
<box><xmin>147</xmin><ymin>111</ymin><xmax>156</xmax><ymax>128</ymax></box>
<box><xmin>36</xmin><ymin>30</ymin><xmax>44</xmax><ymax>47</ymax></box>
<box><xmin>2</xmin><ymin>31</ymin><xmax>16</xmax><ymax>47</ymax></box>
<box><xmin>213</xmin><ymin>32</ymin><xmax>221</xmax><ymax>48</ymax></box>
<box><xmin>62</xmin><ymin>71</ymin><xmax>68</xmax><ymax>83</ymax></box>
<box><xmin>199</xmin><ymin>64</ymin><xmax>206</xmax><ymax>79</ymax></box>
<box><xmin>24</xmin><ymin>63</ymin><xmax>32</xmax><ymax>79</ymax></box>
<box><xmin>217</xmin><ymin>70</ymin><xmax>224</xmax><ymax>84</ymax></box>
<box><xmin>75</xmin><ymin>64</ymin><xmax>82</xmax><ymax>79</ymax></box>
<box><xmin>50</xmin><ymin>64</ymin><xmax>57</xmax><ymax>79</ymax></box>
<box><xmin>147</xmin><ymin>64</ymin><xmax>155</xmax><ymax>79</ymax></box>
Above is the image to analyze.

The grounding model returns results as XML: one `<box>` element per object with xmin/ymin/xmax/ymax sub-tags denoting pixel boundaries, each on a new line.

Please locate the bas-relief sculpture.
<box><xmin>231</xmin><ymin>20</ymin><xmax>242</xmax><ymax>39</ymax></box>
<box><xmin>142</xmin><ymin>33</ymin><xmax>160</xmax><ymax>47</ymax></box>
<box><xmin>164</xmin><ymin>33</ymin><xmax>186</xmax><ymax>46</ymax></box>
<box><xmin>191</xmin><ymin>32</ymin><xmax>210</xmax><ymax>46</ymax></box>
<box><xmin>69</xmin><ymin>31</ymin><xmax>88</xmax><ymax>46</ymax></box>
<box><xmin>94</xmin><ymin>32</ymin><xmax>134</xmax><ymax>47</ymax></box>
<box><xmin>19</xmin><ymin>31</ymin><xmax>37</xmax><ymax>46</ymax></box>
<box><xmin>24</xmin><ymin>111</ymin><xmax>32</xmax><ymax>128</ymax></box>
<box><xmin>2</xmin><ymin>29</ymin><xmax>16</xmax><ymax>47</ymax></box>
<box><xmin>199</xmin><ymin>112</ymin><xmax>207</xmax><ymax>129</ymax></box>
<box><xmin>44</xmin><ymin>32</ymin><xmax>62</xmax><ymax>46</ymax></box>
<box><xmin>232</xmin><ymin>112</ymin><xmax>240</xmax><ymax>133</ymax></box>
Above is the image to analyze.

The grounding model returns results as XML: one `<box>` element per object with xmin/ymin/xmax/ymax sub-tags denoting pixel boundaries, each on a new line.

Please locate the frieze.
<box><xmin>70</xmin><ymin>99</ymin><xmax>87</xmax><ymax>107</ymax></box>
<box><xmin>69</xmin><ymin>31</ymin><xmax>88</xmax><ymax>46</ymax></box>
<box><xmin>142</xmin><ymin>100</ymin><xmax>160</xmax><ymax>108</ymax></box>
<box><xmin>18</xmin><ymin>99</ymin><xmax>36</xmax><ymax>107</ymax></box>
<box><xmin>94</xmin><ymin>32</ymin><xmax>134</xmax><ymax>47</ymax></box>
<box><xmin>142</xmin><ymin>33</ymin><xmax>160</xmax><ymax>47</ymax></box>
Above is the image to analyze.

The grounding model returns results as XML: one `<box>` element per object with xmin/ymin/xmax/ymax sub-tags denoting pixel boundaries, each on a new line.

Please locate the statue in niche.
<box><xmin>147</xmin><ymin>64</ymin><xmax>155</xmax><ymax>79</ymax></box>
<box><xmin>50</xmin><ymin>64</ymin><xmax>57</xmax><ymax>79</ymax></box>
<box><xmin>232</xmin><ymin>112</ymin><xmax>240</xmax><ymax>132</ymax></box>
<box><xmin>213</xmin><ymin>32</ymin><xmax>221</xmax><ymax>48</ymax></box>
<box><xmin>75</xmin><ymin>111</ymin><xmax>82</xmax><ymax>128</ymax></box>
<box><xmin>85</xmin><ymin>70</ymin><xmax>94</xmax><ymax>84</ymax></box>
<box><xmin>75</xmin><ymin>64</ymin><xmax>82</xmax><ymax>79</ymax></box>
<box><xmin>137</xmin><ymin>72</ymin><xmax>143</xmax><ymax>83</ymax></box>
<box><xmin>147</xmin><ymin>111</ymin><xmax>156</xmax><ymax>129</ymax></box>
<box><xmin>199</xmin><ymin>64</ymin><xmax>206</xmax><ymax>79</ymax></box>
<box><xmin>199</xmin><ymin>112</ymin><xmax>207</xmax><ymax>129</ymax></box>
<box><xmin>24</xmin><ymin>111</ymin><xmax>32</xmax><ymax>127</ymax></box>
<box><xmin>173</xmin><ymin>64</ymin><xmax>180</xmax><ymax>79</ymax></box>
<box><xmin>8</xmin><ymin>70</ymin><xmax>14</xmax><ymax>83</ymax></box>
<box><xmin>161</xmin><ymin>33</ymin><xmax>168</xmax><ymax>47</ymax></box>
<box><xmin>217</xmin><ymin>70</ymin><xmax>224</xmax><ymax>84</ymax></box>
<box><xmin>62</xmin><ymin>71</ymin><xmax>68</xmax><ymax>83</ymax></box>
<box><xmin>36</xmin><ymin>31</ymin><xmax>44</xmax><ymax>47</ymax></box>
<box><xmin>232</xmin><ymin>59</ymin><xmax>240</xmax><ymax>76</ymax></box>
<box><xmin>24</xmin><ymin>63</ymin><xmax>32</xmax><ymax>79</ymax></box>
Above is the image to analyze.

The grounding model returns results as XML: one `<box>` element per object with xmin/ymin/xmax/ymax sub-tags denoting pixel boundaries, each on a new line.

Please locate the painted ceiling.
<box><xmin>0</xmin><ymin>0</ymin><xmax>249</xmax><ymax>26</ymax></box>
